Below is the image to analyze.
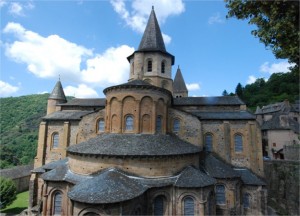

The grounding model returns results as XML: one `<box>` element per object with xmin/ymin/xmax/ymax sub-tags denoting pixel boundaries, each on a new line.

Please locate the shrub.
<box><xmin>0</xmin><ymin>177</ymin><xmax>17</xmax><ymax>209</ymax></box>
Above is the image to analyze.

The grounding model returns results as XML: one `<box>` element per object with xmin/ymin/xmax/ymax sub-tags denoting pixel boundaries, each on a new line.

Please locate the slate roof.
<box><xmin>67</xmin><ymin>166</ymin><xmax>216</xmax><ymax>204</ymax></box>
<box><xmin>67</xmin><ymin>133</ymin><xmax>200</xmax><ymax>157</ymax></box>
<box><xmin>48</xmin><ymin>81</ymin><xmax>67</xmax><ymax>101</ymax></box>
<box><xmin>261</xmin><ymin>114</ymin><xmax>299</xmax><ymax>134</ymax></box>
<box><xmin>234</xmin><ymin>168</ymin><xmax>266</xmax><ymax>186</ymax></box>
<box><xmin>173</xmin><ymin>66</ymin><xmax>188</xmax><ymax>92</ymax></box>
<box><xmin>42</xmin><ymin>111</ymin><xmax>94</xmax><ymax>121</ymax></box>
<box><xmin>32</xmin><ymin>158</ymin><xmax>68</xmax><ymax>173</ymax></box>
<box><xmin>202</xmin><ymin>154</ymin><xmax>240</xmax><ymax>178</ymax></box>
<box><xmin>173</xmin><ymin>96</ymin><xmax>245</xmax><ymax>106</ymax></box>
<box><xmin>0</xmin><ymin>164</ymin><xmax>33</xmax><ymax>179</ymax></box>
<box><xmin>138</xmin><ymin>7</ymin><xmax>166</xmax><ymax>53</ymax></box>
<box><xmin>175</xmin><ymin>166</ymin><xmax>216</xmax><ymax>188</ymax></box>
<box><xmin>103</xmin><ymin>80</ymin><xmax>172</xmax><ymax>97</ymax></box>
<box><xmin>190</xmin><ymin>111</ymin><xmax>255</xmax><ymax>120</ymax></box>
<box><xmin>41</xmin><ymin>162</ymin><xmax>90</xmax><ymax>184</ymax></box>
<box><xmin>127</xmin><ymin>7</ymin><xmax>174</xmax><ymax>64</ymax></box>
<box><xmin>68</xmin><ymin>168</ymin><xmax>148</xmax><ymax>204</ymax></box>
<box><xmin>60</xmin><ymin>98</ymin><xmax>106</xmax><ymax>107</ymax></box>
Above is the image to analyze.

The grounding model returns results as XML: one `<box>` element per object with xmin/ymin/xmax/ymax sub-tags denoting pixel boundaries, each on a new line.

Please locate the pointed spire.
<box><xmin>49</xmin><ymin>80</ymin><xmax>67</xmax><ymax>101</ymax></box>
<box><xmin>138</xmin><ymin>7</ymin><xmax>166</xmax><ymax>52</ymax></box>
<box><xmin>173</xmin><ymin>66</ymin><xmax>188</xmax><ymax>92</ymax></box>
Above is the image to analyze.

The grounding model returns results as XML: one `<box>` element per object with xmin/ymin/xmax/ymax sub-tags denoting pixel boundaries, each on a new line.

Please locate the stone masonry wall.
<box><xmin>264</xmin><ymin>160</ymin><xmax>300</xmax><ymax>215</ymax></box>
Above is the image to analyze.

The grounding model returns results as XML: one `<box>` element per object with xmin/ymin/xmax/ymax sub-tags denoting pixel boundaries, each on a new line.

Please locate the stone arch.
<box><xmin>141</xmin><ymin>114</ymin><xmax>151</xmax><ymax>134</ymax></box>
<box><xmin>122</xmin><ymin>96</ymin><xmax>136</xmax><ymax>116</ymax></box>
<box><xmin>48</xmin><ymin>188</ymin><xmax>64</xmax><ymax>216</ymax></box>
<box><xmin>111</xmin><ymin>114</ymin><xmax>118</xmax><ymax>133</ymax></box>
<box><xmin>78</xmin><ymin>207</ymin><xmax>107</xmax><ymax>216</ymax></box>
<box><xmin>110</xmin><ymin>97</ymin><xmax>119</xmax><ymax>116</ymax></box>
<box><xmin>151</xmin><ymin>191</ymin><xmax>170</xmax><ymax>216</ymax></box>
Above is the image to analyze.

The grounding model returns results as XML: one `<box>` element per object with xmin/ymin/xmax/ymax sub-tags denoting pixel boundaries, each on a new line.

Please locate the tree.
<box><xmin>222</xmin><ymin>90</ymin><xmax>229</xmax><ymax>96</ymax></box>
<box><xmin>225</xmin><ymin>0</ymin><xmax>299</xmax><ymax>67</ymax></box>
<box><xmin>235</xmin><ymin>83</ymin><xmax>244</xmax><ymax>99</ymax></box>
<box><xmin>0</xmin><ymin>177</ymin><xmax>17</xmax><ymax>209</ymax></box>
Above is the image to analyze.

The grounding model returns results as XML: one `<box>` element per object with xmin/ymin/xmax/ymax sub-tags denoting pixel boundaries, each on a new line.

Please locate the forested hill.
<box><xmin>0</xmin><ymin>94</ymin><xmax>49</xmax><ymax>169</ymax></box>
<box><xmin>225</xmin><ymin>70</ymin><xmax>299</xmax><ymax>110</ymax></box>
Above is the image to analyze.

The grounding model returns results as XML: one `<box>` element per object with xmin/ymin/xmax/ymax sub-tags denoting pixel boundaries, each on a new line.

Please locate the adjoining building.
<box><xmin>29</xmin><ymin>8</ymin><xmax>267</xmax><ymax>216</ymax></box>
<box><xmin>255</xmin><ymin>100</ymin><xmax>300</xmax><ymax>160</ymax></box>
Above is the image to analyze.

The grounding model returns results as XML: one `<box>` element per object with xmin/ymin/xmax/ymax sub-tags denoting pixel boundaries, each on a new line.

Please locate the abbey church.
<box><xmin>29</xmin><ymin>8</ymin><xmax>267</xmax><ymax>216</ymax></box>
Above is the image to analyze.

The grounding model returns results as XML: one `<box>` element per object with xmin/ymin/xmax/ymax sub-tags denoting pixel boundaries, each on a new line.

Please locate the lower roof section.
<box><xmin>67</xmin><ymin>133</ymin><xmax>200</xmax><ymax>157</ymax></box>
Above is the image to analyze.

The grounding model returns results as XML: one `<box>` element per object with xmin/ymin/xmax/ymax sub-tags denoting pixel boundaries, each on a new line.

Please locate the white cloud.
<box><xmin>64</xmin><ymin>84</ymin><xmax>99</xmax><ymax>98</ymax></box>
<box><xmin>81</xmin><ymin>45</ymin><xmax>134</xmax><ymax>86</ymax></box>
<box><xmin>246</xmin><ymin>75</ymin><xmax>257</xmax><ymax>84</ymax></box>
<box><xmin>0</xmin><ymin>80</ymin><xmax>19</xmax><ymax>97</ymax></box>
<box><xmin>37</xmin><ymin>91</ymin><xmax>48</xmax><ymax>94</ymax></box>
<box><xmin>259</xmin><ymin>61</ymin><xmax>295</xmax><ymax>74</ymax></box>
<box><xmin>110</xmin><ymin>0</ymin><xmax>185</xmax><ymax>45</ymax></box>
<box><xmin>3</xmin><ymin>22</ymin><xmax>134</xmax><ymax>90</ymax></box>
<box><xmin>186</xmin><ymin>83</ymin><xmax>200</xmax><ymax>91</ymax></box>
<box><xmin>208</xmin><ymin>12</ymin><xmax>224</xmax><ymax>25</ymax></box>
<box><xmin>4</xmin><ymin>22</ymin><xmax>93</xmax><ymax>81</ymax></box>
<box><xmin>9</xmin><ymin>2</ymin><xmax>24</xmax><ymax>16</ymax></box>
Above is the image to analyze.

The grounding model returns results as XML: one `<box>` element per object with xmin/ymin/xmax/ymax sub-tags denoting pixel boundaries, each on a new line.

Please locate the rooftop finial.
<box><xmin>59</xmin><ymin>74</ymin><xmax>60</xmax><ymax>81</ymax></box>
<box><xmin>178</xmin><ymin>65</ymin><xmax>180</xmax><ymax>69</ymax></box>
<box><xmin>152</xmin><ymin>5</ymin><xmax>154</xmax><ymax>10</ymax></box>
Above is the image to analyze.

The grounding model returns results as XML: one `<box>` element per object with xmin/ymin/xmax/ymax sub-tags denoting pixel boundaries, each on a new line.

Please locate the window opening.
<box><xmin>234</xmin><ymin>134</ymin><xmax>243</xmax><ymax>152</ymax></box>
<box><xmin>147</xmin><ymin>60</ymin><xmax>152</xmax><ymax>72</ymax></box>
<box><xmin>183</xmin><ymin>197</ymin><xmax>194</xmax><ymax>216</ymax></box>
<box><xmin>125</xmin><ymin>115</ymin><xmax>134</xmax><ymax>131</ymax></box>
<box><xmin>216</xmin><ymin>185</ymin><xmax>225</xmax><ymax>204</ymax></box>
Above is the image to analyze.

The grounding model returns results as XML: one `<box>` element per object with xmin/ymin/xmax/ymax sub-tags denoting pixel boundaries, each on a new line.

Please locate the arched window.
<box><xmin>156</xmin><ymin>116</ymin><xmax>162</xmax><ymax>133</ymax></box>
<box><xmin>183</xmin><ymin>197</ymin><xmax>194</xmax><ymax>216</ymax></box>
<box><xmin>83</xmin><ymin>213</ymin><xmax>98</xmax><ymax>216</ymax></box>
<box><xmin>52</xmin><ymin>133</ymin><xmax>59</xmax><ymax>148</ymax></box>
<box><xmin>243</xmin><ymin>193</ymin><xmax>250</xmax><ymax>208</ymax></box>
<box><xmin>216</xmin><ymin>185</ymin><xmax>225</xmax><ymax>204</ymax></box>
<box><xmin>173</xmin><ymin>119</ymin><xmax>180</xmax><ymax>133</ymax></box>
<box><xmin>97</xmin><ymin>119</ymin><xmax>105</xmax><ymax>132</ymax></box>
<box><xmin>234</xmin><ymin>134</ymin><xmax>243</xmax><ymax>152</ymax></box>
<box><xmin>147</xmin><ymin>60</ymin><xmax>152</xmax><ymax>72</ymax></box>
<box><xmin>161</xmin><ymin>61</ymin><xmax>165</xmax><ymax>73</ymax></box>
<box><xmin>154</xmin><ymin>195</ymin><xmax>164</xmax><ymax>216</ymax></box>
<box><xmin>53</xmin><ymin>192</ymin><xmax>62</xmax><ymax>215</ymax></box>
<box><xmin>125</xmin><ymin>115</ymin><xmax>134</xmax><ymax>131</ymax></box>
<box><xmin>205</xmin><ymin>133</ymin><xmax>213</xmax><ymax>152</ymax></box>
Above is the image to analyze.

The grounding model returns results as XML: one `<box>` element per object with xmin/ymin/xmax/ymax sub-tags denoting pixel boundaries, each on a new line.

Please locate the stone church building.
<box><xmin>29</xmin><ymin>8</ymin><xmax>267</xmax><ymax>216</ymax></box>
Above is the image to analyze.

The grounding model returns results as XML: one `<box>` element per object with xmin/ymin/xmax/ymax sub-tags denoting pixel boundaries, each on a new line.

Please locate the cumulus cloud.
<box><xmin>3</xmin><ymin>22</ymin><xmax>134</xmax><ymax>89</ymax></box>
<box><xmin>259</xmin><ymin>61</ymin><xmax>295</xmax><ymax>74</ymax></box>
<box><xmin>208</xmin><ymin>13</ymin><xmax>224</xmax><ymax>25</ymax></box>
<box><xmin>186</xmin><ymin>83</ymin><xmax>200</xmax><ymax>91</ymax></box>
<box><xmin>110</xmin><ymin>0</ymin><xmax>185</xmax><ymax>45</ymax></box>
<box><xmin>0</xmin><ymin>80</ymin><xmax>19</xmax><ymax>97</ymax></box>
<box><xmin>64</xmin><ymin>84</ymin><xmax>99</xmax><ymax>98</ymax></box>
<box><xmin>246</xmin><ymin>75</ymin><xmax>257</xmax><ymax>84</ymax></box>
<box><xmin>0</xmin><ymin>0</ymin><xmax>7</xmax><ymax>8</ymax></box>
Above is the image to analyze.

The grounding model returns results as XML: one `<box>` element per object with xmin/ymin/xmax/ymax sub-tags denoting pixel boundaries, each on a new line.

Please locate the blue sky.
<box><xmin>0</xmin><ymin>0</ymin><xmax>293</xmax><ymax>98</ymax></box>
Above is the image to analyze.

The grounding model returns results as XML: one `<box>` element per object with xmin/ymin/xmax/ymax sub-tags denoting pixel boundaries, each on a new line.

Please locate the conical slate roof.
<box><xmin>49</xmin><ymin>80</ymin><xmax>67</xmax><ymax>101</ymax></box>
<box><xmin>138</xmin><ymin>7</ymin><xmax>166</xmax><ymax>52</ymax></box>
<box><xmin>173</xmin><ymin>66</ymin><xmax>188</xmax><ymax>92</ymax></box>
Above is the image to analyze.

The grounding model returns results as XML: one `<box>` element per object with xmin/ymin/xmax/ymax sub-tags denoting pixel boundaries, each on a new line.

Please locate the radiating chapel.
<box><xmin>29</xmin><ymin>8</ymin><xmax>267</xmax><ymax>216</ymax></box>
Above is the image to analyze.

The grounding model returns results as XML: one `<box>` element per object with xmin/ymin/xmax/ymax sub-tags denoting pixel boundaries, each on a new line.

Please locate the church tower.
<box><xmin>173</xmin><ymin>66</ymin><xmax>188</xmax><ymax>98</ymax></box>
<box><xmin>127</xmin><ymin>6</ymin><xmax>175</xmax><ymax>93</ymax></box>
<box><xmin>46</xmin><ymin>80</ymin><xmax>67</xmax><ymax>114</ymax></box>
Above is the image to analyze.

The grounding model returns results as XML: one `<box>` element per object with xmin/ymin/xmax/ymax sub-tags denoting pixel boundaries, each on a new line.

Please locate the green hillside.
<box><xmin>0</xmin><ymin>94</ymin><xmax>49</xmax><ymax>168</ymax></box>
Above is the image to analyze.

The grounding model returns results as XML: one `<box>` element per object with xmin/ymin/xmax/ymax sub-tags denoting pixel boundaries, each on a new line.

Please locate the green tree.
<box><xmin>0</xmin><ymin>177</ymin><xmax>17</xmax><ymax>209</ymax></box>
<box><xmin>222</xmin><ymin>90</ymin><xmax>229</xmax><ymax>96</ymax></box>
<box><xmin>225</xmin><ymin>0</ymin><xmax>299</xmax><ymax>67</ymax></box>
<box><xmin>235</xmin><ymin>83</ymin><xmax>244</xmax><ymax>99</ymax></box>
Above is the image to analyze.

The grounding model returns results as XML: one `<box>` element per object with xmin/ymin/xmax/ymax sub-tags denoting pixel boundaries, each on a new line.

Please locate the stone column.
<box><xmin>62</xmin><ymin>121</ymin><xmax>70</xmax><ymax>158</ymax></box>
<box><xmin>35</xmin><ymin>122</ymin><xmax>48</xmax><ymax>168</ymax></box>
<box><xmin>223</xmin><ymin>121</ymin><xmax>231</xmax><ymax>163</ymax></box>
<box><xmin>135</xmin><ymin>100</ymin><xmax>141</xmax><ymax>133</ymax></box>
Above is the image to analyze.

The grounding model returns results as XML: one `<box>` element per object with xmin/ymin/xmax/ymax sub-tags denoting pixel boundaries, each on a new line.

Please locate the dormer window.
<box><xmin>161</xmin><ymin>61</ymin><xmax>165</xmax><ymax>73</ymax></box>
<box><xmin>147</xmin><ymin>60</ymin><xmax>152</xmax><ymax>72</ymax></box>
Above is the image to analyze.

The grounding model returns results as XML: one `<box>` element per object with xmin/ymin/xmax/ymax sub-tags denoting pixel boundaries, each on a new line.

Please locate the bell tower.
<box><xmin>127</xmin><ymin>7</ymin><xmax>175</xmax><ymax>93</ymax></box>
